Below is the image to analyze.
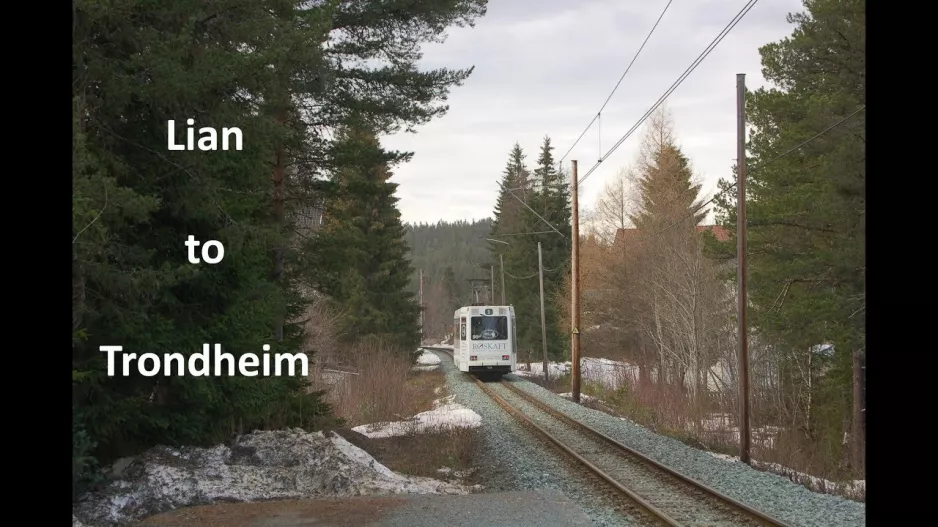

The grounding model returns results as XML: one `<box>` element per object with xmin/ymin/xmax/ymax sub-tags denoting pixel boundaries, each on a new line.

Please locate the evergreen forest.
<box><xmin>73</xmin><ymin>0</ymin><xmax>864</xmax><ymax>506</ymax></box>
<box><xmin>73</xmin><ymin>0</ymin><xmax>489</xmax><ymax>498</ymax></box>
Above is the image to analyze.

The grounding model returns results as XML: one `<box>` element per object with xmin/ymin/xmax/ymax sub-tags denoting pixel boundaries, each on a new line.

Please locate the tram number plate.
<box><xmin>486</xmin><ymin>366</ymin><xmax>492</xmax><ymax>369</ymax></box>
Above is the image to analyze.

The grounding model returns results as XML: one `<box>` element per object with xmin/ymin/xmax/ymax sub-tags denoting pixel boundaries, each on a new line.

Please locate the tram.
<box><xmin>452</xmin><ymin>304</ymin><xmax>517</xmax><ymax>377</ymax></box>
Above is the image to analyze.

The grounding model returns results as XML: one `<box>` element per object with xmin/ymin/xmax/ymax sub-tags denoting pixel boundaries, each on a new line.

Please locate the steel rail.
<box><xmin>472</xmin><ymin>376</ymin><xmax>680</xmax><ymax>526</ymax></box>
<box><xmin>498</xmin><ymin>380</ymin><xmax>792</xmax><ymax>527</ymax></box>
<box><xmin>423</xmin><ymin>346</ymin><xmax>788</xmax><ymax>526</ymax></box>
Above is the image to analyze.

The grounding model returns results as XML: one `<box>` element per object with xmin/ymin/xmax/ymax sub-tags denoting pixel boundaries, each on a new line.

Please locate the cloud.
<box><xmin>381</xmin><ymin>0</ymin><xmax>806</xmax><ymax>225</ymax></box>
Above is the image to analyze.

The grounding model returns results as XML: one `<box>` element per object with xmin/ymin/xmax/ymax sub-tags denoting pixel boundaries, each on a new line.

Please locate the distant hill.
<box><xmin>406</xmin><ymin>219</ymin><xmax>493</xmax><ymax>304</ymax></box>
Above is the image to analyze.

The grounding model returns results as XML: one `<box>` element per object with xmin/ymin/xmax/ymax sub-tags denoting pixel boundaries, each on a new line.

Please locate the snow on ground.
<box><xmin>688</xmin><ymin>413</ymin><xmax>780</xmax><ymax>449</ymax></box>
<box><xmin>416</xmin><ymin>350</ymin><xmax>442</xmax><ymax>365</ymax></box>
<box><xmin>557</xmin><ymin>392</ymin><xmax>600</xmax><ymax>403</ymax></box>
<box><xmin>352</xmin><ymin>395</ymin><xmax>482</xmax><ymax>439</ymax></box>
<box><xmin>514</xmin><ymin>360</ymin><xmax>571</xmax><ymax>379</ymax></box>
<box><xmin>514</xmin><ymin>357</ymin><xmax>636</xmax><ymax>391</ymax></box>
<box><xmin>412</xmin><ymin>349</ymin><xmax>443</xmax><ymax>371</ymax></box>
<box><xmin>73</xmin><ymin>428</ymin><xmax>473</xmax><ymax>527</ymax></box>
<box><xmin>707</xmin><ymin>452</ymin><xmax>865</xmax><ymax>501</ymax></box>
<box><xmin>436</xmin><ymin>467</ymin><xmax>475</xmax><ymax>478</ymax></box>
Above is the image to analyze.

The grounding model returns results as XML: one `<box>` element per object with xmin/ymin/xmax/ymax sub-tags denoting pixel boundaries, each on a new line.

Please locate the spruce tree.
<box><xmin>628</xmin><ymin>116</ymin><xmax>706</xmax><ymax>233</ymax></box>
<box><xmin>490</xmin><ymin>143</ymin><xmax>530</xmax><ymax>239</ymax></box>
<box><xmin>530</xmin><ymin>136</ymin><xmax>572</xmax><ymax>360</ymax></box>
<box><xmin>490</xmin><ymin>143</ymin><xmax>531</xmax><ymax>308</ymax></box>
<box><xmin>313</xmin><ymin>124</ymin><xmax>421</xmax><ymax>351</ymax></box>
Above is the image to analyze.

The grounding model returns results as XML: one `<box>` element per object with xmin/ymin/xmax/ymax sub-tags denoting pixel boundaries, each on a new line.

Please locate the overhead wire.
<box><xmin>638</xmin><ymin>105</ymin><xmax>866</xmax><ymax>242</ymax></box>
<box><xmin>490</xmin><ymin>107</ymin><xmax>866</xmax><ymax>285</ymax></box>
<box><xmin>505</xmin><ymin>188</ymin><xmax>567</xmax><ymax>238</ymax></box>
<box><xmin>577</xmin><ymin>0</ymin><xmax>762</xmax><ymax>188</ymax></box>
<box><xmin>556</xmin><ymin>0</ymin><xmax>675</xmax><ymax>170</ymax></box>
<box><xmin>473</xmin><ymin>260</ymin><xmax>561</xmax><ymax>282</ymax></box>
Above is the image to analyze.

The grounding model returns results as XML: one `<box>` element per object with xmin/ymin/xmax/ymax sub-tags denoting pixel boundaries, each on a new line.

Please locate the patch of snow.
<box><xmin>811</xmin><ymin>343</ymin><xmax>835</xmax><ymax>357</ymax></box>
<box><xmin>416</xmin><ymin>350</ymin><xmax>441</xmax><ymax>365</ymax></box>
<box><xmin>557</xmin><ymin>392</ymin><xmax>600</xmax><ymax>403</ymax></box>
<box><xmin>352</xmin><ymin>397</ymin><xmax>481</xmax><ymax>439</ymax></box>
<box><xmin>514</xmin><ymin>357</ymin><xmax>638</xmax><ymax>391</ymax></box>
<box><xmin>706</xmin><ymin>451</ymin><xmax>865</xmax><ymax>500</ymax></box>
<box><xmin>514</xmin><ymin>361</ymin><xmax>571</xmax><ymax>378</ymax></box>
<box><xmin>687</xmin><ymin>413</ymin><xmax>779</xmax><ymax>449</ymax></box>
<box><xmin>436</xmin><ymin>467</ymin><xmax>475</xmax><ymax>479</ymax></box>
<box><xmin>411</xmin><ymin>364</ymin><xmax>440</xmax><ymax>371</ymax></box>
<box><xmin>73</xmin><ymin>428</ymin><xmax>472</xmax><ymax>527</ymax></box>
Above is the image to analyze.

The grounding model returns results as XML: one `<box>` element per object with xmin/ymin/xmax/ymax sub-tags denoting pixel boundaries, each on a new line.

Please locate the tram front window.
<box><xmin>471</xmin><ymin>316</ymin><xmax>508</xmax><ymax>340</ymax></box>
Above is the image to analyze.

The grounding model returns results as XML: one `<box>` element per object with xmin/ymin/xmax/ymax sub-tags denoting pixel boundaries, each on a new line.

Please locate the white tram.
<box><xmin>453</xmin><ymin>304</ymin><xmax>517</xmax><ymax>377</ymax></box>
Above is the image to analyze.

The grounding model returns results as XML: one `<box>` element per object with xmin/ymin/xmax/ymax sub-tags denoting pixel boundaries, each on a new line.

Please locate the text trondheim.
<box><xmin>100</xmin><ymin>344</ymin><xmax>308</xmax><ymax>377</ymax></box>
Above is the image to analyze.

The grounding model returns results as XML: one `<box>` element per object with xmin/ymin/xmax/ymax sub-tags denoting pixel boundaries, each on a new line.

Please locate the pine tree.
<box><xmin>72</xmin><ymin>0</ymin><xmax>490</xmax><ymax>498</ymax></box>
<box><xmin>710</xmin><ymin>0</ymin><xmax>865</xmax><ymax>471</ymax></box>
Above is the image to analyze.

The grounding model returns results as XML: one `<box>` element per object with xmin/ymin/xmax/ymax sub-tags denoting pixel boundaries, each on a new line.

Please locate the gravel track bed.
<box><xmin>502</xmin><ymin>375</ymin><xmax>866</xmax><ymax>527</ymax></box>
<box><xmin>490</xmin><ymin>382</ymin><xmax>761</xmax><ymax>527</ymax></box>
<box><xmin>428</xmin><ymin>351</ymin><xmax>638</xmax><ymax>527</ymax></box>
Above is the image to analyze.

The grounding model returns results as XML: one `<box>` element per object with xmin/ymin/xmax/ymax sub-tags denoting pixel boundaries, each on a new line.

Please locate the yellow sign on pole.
<box><xmin>572</xmin><ymin>327</ymin><xmax>579</xmax><ymax>334</ymax></box>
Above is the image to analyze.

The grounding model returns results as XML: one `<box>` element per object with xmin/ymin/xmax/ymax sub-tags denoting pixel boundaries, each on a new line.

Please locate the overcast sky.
<box><xmin>381</xmin><ymin>0</ymin><xmax>804</xmax><ymax>226</ymax></box>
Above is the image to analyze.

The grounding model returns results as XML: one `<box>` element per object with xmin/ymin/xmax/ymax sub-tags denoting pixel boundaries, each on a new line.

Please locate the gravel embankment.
<box><xmin>430</xmin><ymin>351</ymin><xmax>635</xmax><ymax>527</ymax></box>
<box><xmin>489</xmin><ymin>382</ymin><xmax>761</xmax><ymax>526</ymax></box>
<box><xmin>503</xmin><ymin>374</ymin><xmax>866</xmax><ymax>527</ymax></box>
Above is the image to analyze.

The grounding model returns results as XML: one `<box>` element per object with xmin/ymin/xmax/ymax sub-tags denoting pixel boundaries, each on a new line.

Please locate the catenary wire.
<box><xmin>577</xmin><ymin>0</ymin><xmax>761</xmax><ymax>187</ymax></box>
<box><xmin>639</xmin><ymin>105</ymin><xmax>866</xmax><ymax>242</ymax></box>
<box><xmin>556</xmin><ymin>0</ymin><xmax>676</xmax><ymax>170</ymax></box>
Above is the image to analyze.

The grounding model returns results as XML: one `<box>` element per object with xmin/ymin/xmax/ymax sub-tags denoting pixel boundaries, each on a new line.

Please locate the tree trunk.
<box><xmin>805</xmin><ymin>345</ymin><xmax>812</xmax><ymax>437</ymax></box>
<box><xmin>851</xmin><ymin>347</ymin><xmax>865</xmax><ymax>472</ymax></box>
<box><xmin>272</xmin><ymin>107</ymin><xmax>287</xmax><ymax>341</ymax></box>
<box><xmin>653</xmin><ymin>291</ymin><xmax>667</xmax><ymax>392</ymax></box>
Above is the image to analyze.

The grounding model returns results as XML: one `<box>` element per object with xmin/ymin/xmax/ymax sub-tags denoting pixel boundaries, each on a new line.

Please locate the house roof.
<box><xmin>697</xmin><ymin>225</ymin><xmax>731</xmax><ymax>242</ymax></box>
<box><xmin>613</xmin><ymin>224</ymin><xmax>731</xmax><ymax>245</ymax></box>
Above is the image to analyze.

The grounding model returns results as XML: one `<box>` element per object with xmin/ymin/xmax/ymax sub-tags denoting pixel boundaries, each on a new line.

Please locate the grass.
<box><xmin>316</xmin><ymin>342</ymin><xmax>479</xmax><ymax>484</ymax></box>
<box><xmin>323</xmin><ymin>340</ymin><xmax>441</xmax><ymax>427</ymax></box>
<box><xmin>372</xmin><ymin>422</ymin><xmax>479</xmax><ymax>481</ymax></box>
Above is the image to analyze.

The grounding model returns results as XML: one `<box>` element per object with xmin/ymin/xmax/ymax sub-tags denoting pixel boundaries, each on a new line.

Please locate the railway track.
<box><xmin>421</xmin><ymin>347</ymin><xmax>790</xmax><ymax>527</ymax></box>
<box><xmin>480</xmin><ymin>379</ymin><xmax>791</xmax><ymax>527</ymax></box>
<box><xmin>423</xmin><ymin>346</ymin><xmax>454</xmax><ymax>358</ymax></box>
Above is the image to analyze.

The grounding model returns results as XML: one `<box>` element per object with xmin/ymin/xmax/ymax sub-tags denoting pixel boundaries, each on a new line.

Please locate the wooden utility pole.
<box><xmin>490</xmin><ymin>265</ymin><xmax>495</xmax><ymax>305</ymax></box>
<box><xmin>500</xmin><ymin>254</ymin><xmax>506</xmax><ymax>305</ymax></box>
<box><xmin>538</xmin><ymin>242</ymin><xmax>549</xmax><ymax>385</ymax></box>
<box><xmin>419</xmin><ymin>269</ymin><xmax>424</xmax><ymax>344</ymax></box>
<box><xmin>570</xmin><ymin>160</ymin><xmax>581</xmax><ymax>403</ymax></box>
<box><xmin>736</xmin><ymin>73</ymin><xmax>751</xmax><ymax>465</ymax></box>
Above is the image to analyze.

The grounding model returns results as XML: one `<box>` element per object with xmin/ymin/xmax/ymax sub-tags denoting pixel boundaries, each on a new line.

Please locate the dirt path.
<box><xmin>138</xmin><ymin>496</ymin><xmax>411</xmax><ymax>527</ymax></box>
<box><xmin>138</xmin><ymin>491</ymin><xmax>597</xmax><ymax>527</ymax></box>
